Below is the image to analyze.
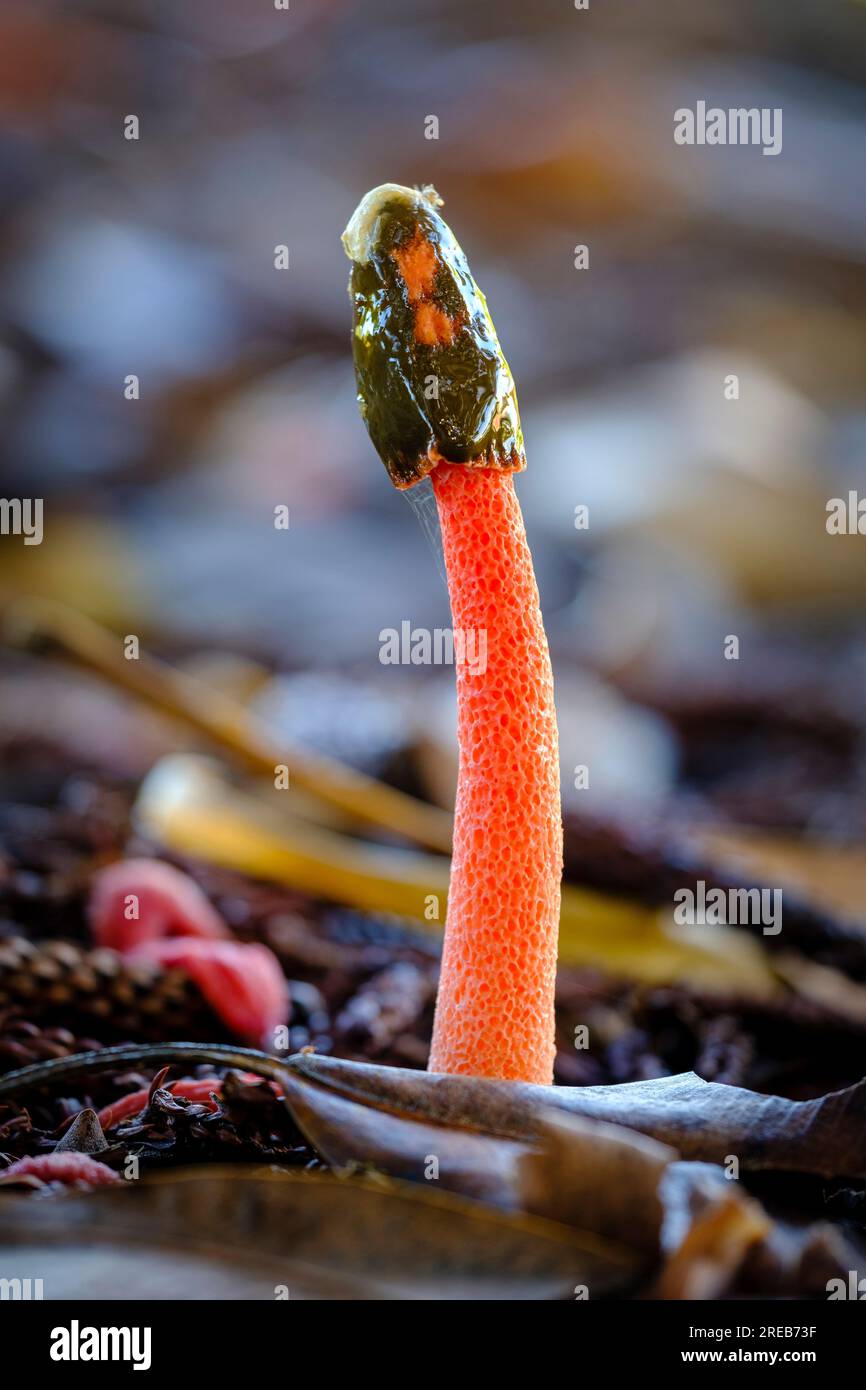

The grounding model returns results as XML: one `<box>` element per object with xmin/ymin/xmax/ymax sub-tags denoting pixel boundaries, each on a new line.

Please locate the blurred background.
<box><xmin>4</xmin><ymin>5</ymin><xmax>866</xmax><ymax>1294</ymax></box>
<box><xmin>1</xmin><ymin>0</ymin><xmax>866</xmax><ymax>864</ymax></box>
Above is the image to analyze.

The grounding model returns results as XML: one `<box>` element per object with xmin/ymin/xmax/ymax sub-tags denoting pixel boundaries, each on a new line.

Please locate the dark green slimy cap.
<box><xmin>342</xmin><ymin>183</ymin><xmax>525</xmax><ymax>489</ymax></box>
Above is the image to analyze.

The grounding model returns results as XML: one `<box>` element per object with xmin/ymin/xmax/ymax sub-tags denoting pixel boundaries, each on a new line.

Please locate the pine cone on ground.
<box><xmin>0</xmin><ymin>937</ymin><xmax>226</xmax><ymax>1047</ymax></box>
<box><xmin>0</xmin><ymin>1017</ymin><xmax>104</xmax><ymax>1075</ymax></box>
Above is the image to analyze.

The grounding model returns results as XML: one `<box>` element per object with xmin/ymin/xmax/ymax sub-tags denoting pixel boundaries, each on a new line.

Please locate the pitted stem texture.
<box><xmin>428</xmin><ymin>464</ymin><xmax>562</xmax><ymax>1084</ymax></box>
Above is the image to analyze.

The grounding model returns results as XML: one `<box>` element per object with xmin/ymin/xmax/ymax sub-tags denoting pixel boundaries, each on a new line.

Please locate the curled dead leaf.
<box><xmin>285</xmin><ymin>1053</ymin><xmax>866</xmax><ymax>1181</ymax></box>
<box><xmin>653</xmin><ymin>1162</ymin><xmax>770</xmax><ymax>1299</ymax></box>
<box><xmin>279</xmin><ymin>1061</ymin><xmax>527</xmax><ymax>1208</ymax></box>
<box><xmin>518</xmin><ymin>1109</ymin><xmax>673</xmax><ymax>1250</ymax></box>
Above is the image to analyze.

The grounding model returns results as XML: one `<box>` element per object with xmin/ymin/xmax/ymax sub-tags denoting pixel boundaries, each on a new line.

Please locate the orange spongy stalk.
<box><xmin>428</xmin><ymin>463</ymin><xmax>562</xmax><ymax>1085</ymax></box>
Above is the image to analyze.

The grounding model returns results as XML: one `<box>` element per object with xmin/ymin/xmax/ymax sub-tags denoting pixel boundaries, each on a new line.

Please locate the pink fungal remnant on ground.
<box><xmin>0</xmin><ymin>1152</ymin><xmax>121</xmax><ymax>1188</ymax></box>
<box><xmin>128</xmin><ymin>938</ymin><xmax>289</xmax><ymax>1049</ymax></box>
<box><xmin>88</xmin><ymin>857</ymin><xmax>290</xmax><ymax>1047</ymax></box>
<box><xmin>88</xmin><ymin>857</ymin><xmax>228</xmax><ymax>951</ymax></box>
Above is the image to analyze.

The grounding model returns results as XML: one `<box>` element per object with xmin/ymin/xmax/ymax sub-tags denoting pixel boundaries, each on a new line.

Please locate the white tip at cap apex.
<box><xmin>342</xmin><ymin>183</ymin><xmax>443</xmax><ymax>264</ymax></box>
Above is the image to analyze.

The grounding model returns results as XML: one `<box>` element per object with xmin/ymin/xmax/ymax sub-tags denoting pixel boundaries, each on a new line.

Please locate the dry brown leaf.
<box><xmin>4</xmin><ymin>1044</ymin><xmax>866</xmax><ymax>1183</ymax></box>
<box><xmin>279</xmin><ymin>1062</ymin><xmax>527</xmax><ymax>1209</ymax></box>
<box><xmin>518</xmin><ymin>1108</ymin><xmax>673</xmax><ymax>1250</ymax></box>
<box><xmin>286</xmin><ymin>1053</ymin><xmax>866</xmax><ymax>1181</ymax></box>
<box><xmin>0</xmin><ymin>1166</ymin><xmax>635</xmax><ymax>1301</ymax></box>
<box><xmin>652</xmin><ymin>1162</ymin><xmax>770</xmax><ymax>1299</ymax></box>
<box><xmin>519</xmin><ymin>1115</ymin><xmax>771</xmax><ymax>1298</ymax></box>
<box><xmin>3</xmin><ymin>1045</ymin><xmax>863</xmax><ymax>1300</ymax></box>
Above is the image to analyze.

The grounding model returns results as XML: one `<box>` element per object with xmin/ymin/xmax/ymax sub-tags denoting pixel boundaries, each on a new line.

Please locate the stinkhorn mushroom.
<box><xmin>343</xmin><ymin>184</ymin><xmax>562</xmax><ymax>1084</ymax></box>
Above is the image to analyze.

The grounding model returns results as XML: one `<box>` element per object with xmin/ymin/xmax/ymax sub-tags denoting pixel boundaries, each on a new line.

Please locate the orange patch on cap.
<box><xmin>414</xmin><ymin>301</ymin><xmax>457</xmax><ymax>345</ymax></box>
<box><xmin>391</xmin><ymin>231</ymin><xmax>438</xmax><ymax>302</ymax></box>
<box><xmin>391</xmin><ymin>229</ymin><xmax>460</xmax><ymax>346</ymax></box>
